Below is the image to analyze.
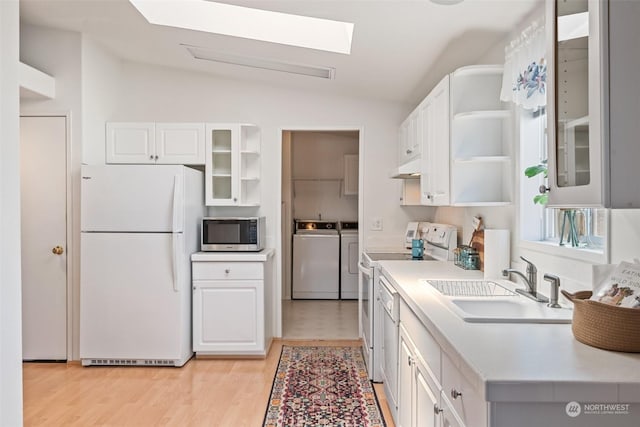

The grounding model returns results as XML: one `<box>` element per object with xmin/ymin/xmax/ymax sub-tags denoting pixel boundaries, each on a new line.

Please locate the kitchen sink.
<box><xmin>421</xmin><ymin>279</ymin><xmax>573</xmax><ymax>323</ymax></box>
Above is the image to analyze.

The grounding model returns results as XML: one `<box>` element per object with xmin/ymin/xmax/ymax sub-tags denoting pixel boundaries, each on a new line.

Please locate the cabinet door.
<box><xmin>441</xmin><ymin>394</ymin><xmax>464</xmax><ymax>427</ymax></box>
<box><xmin>398</xmin><ymin>113</ymin><xmax>419</xmax><ymax>165</ymax></box>
<box><xmin>106</xmin><ymin>122</ymin><xmax>155</xmax><ymax>164</ymax></box>
<box><xmin>343</xmin><ymin>154</ymin><xmax>359</xmax><ymax>196</ymax></box>
<box><xmin>192</xmin><ymin>279</ymin><xmax>264</xmax><ymax>353</ymax></box>
<box><xmin>421</xmin><ymin>75</ymin><xmax>450</xmax><ymax>206</ymax></box>
<box><xmin>155</xmin><ymin>123</ymin><xmax>205</xmax><ymax>165</ymax></box>
<box><xmin>441</xmin><ymin>351</ymin><xmax>487</xmax><ymax>427</ymax></box>
<box><xmin>398</xmin><ymin>327</ymin><xmax>414</xmax><ymax>427</ymax></box>
<box><xmin>205</xmin><ymin>124</ymin><xmax>239</xmax><ymax>206</ymax></box>
<box><xmin>414</xmin><ymin>355</ymin><xmax>441</xmax><ymax>427</ymax></box>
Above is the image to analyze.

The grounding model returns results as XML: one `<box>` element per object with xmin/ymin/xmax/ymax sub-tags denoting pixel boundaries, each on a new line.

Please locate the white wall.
<box><xmin>20</xmin><ymin>28</ymin><xmax>123</xmax><ymax>360</ymax></box>
<box><xmin>1</xmin><ymin>1</ymin><xmax>24</xmax><ymax>424</ymax></box>
<box><xmin>291</xmin><ymin>131</ymin><xmax>359</xmax><ymax>221</ymax></box>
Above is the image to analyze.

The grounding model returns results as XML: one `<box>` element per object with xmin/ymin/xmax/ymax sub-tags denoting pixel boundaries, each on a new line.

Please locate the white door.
<box><xmin>20</xmin><ymin>116</ymin><xmax>67</xmax><ymax>360</ymax></box>
<box><xmin>80</xmin><ymin>232</ymin><xmax>183</xmax><ymax>360</ymax></box>
<box><xmin>81</xmin><ymin>164</ymin><xmax>184</xmax><ymax>232</ymax></box>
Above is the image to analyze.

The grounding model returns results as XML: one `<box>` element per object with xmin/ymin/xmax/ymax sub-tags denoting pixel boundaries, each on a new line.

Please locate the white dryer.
<box><xmin>339</xmin><ymin>221</ymin><xmax>359</xmax><ymax>299</ymax></box>
<box><xmin>292</xmin><ymin>220</ymin><xmax>339</xmax><ymax>299</ymax></box>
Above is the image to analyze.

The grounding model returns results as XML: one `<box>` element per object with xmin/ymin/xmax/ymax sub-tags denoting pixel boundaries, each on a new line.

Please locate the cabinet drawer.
<box><xmin>192</xmin><ymin>262</ymin><xmax>263</xmax><ymax>280</ymax></box>
<box><xmin>441</xmin><ymin>351</ymin><xmax>487</xmax><ymax>427</ymax></box>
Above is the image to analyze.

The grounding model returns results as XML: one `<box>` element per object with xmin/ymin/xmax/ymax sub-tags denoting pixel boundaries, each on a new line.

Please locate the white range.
<box><xmin>358</xmin><ymin>222</ymin><xmax>457</xmax><ymax>381</ymax></box>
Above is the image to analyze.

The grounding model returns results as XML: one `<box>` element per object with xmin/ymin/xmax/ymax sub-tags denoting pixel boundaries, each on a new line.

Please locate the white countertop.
<box><xmin>379</xmin><ymin>260</ymin><xmax>640</xmax><ymax>403</ymax></box>
<box><xmin>191</xmin><ymin>248</ymin><xmax>274</xmax><ymax>262</ymax></box>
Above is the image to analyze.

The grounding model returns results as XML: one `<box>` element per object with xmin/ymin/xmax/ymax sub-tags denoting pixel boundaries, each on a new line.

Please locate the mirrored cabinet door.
<box><xmin>555</xmin><ymin>0</ymin><xmax>589</xmax><ymax>188</ymax></box>
<box><xmin>546</xmin><ymin>0</ymin><xmax>604</xmax><ymax>207</ymax></box>
<box><xmin>547</xmin><ymin>0</ymin><xmax>640</xmax><ymax>208</ymax></box>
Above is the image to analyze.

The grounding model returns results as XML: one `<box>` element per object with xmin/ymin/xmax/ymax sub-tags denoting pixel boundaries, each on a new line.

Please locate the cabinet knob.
<box><xmin>233</xmin><ymin>197</ymin><xmax>237</xmax><ymax>202</ymax></box>
<box><xmin>434</xmin><ymin>404</ymin><xmax>444</xmax><ymax>414</ymax></box>
<box><xmin>406</xmin><ymin>149</ymin><xmax>413</xmax><ymax>154</ymax></box>
<box><xmin>539</xmin><ymin>185</ymin><xmax>550</xmax><ymax>194</ymax></box>
<box><xmin>451</xmin><ymin>388</ymin><xmax>462</xmax><ymax>399</ymax></box>
<box><xmin>149</xmin><ymin>155</ymin><xmax>154</xmax><ymax>160</ymax></box>
<box><xmin>52</xmin><ymin>245</ymin><xmax>64</xmax><ymax>255</ymax></box>
<box><xmin>225</xmin><ymin>268</ymin><xmax>230</xmax><ymax>274</ymax></box>
<box><xmin>154</xmin><ymin>155</ymin><xmax>159</xmax><ymax>160</ymax></box>
<box><xmin>408</xmin><ymin>355</ymin><xmax>412</xmax><ymax>366</ymax></box>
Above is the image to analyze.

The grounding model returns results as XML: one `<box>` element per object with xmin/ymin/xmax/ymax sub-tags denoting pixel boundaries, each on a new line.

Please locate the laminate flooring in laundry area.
<box><xmin>282</xmin><ymin>299</ymin><xmax>359</xmax><ymax>340</ymax></box>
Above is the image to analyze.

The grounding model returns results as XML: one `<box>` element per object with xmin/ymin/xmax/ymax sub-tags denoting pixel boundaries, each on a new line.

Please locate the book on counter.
<box><xmin>591</xmin><ymin>261</ymin><xmax>640</xmax><ymax>308</ymax></box>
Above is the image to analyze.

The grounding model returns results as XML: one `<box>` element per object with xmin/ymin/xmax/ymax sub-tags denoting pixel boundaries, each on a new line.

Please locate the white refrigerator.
<box><xmin>80</xmin><ymin>164</ymin><xmax>204</xmax><ymax>367</ymax></box>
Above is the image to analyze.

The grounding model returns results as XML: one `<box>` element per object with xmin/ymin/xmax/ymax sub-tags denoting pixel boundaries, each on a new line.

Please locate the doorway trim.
<box><xmin>20</xmin><ymin>112</ymin><xmax>73</xmax><ymax>360</ymax></box>
<box><xmin>275</xmin><ymin>126</ymin><xmax>365</xmax><ymax>338</ymax></box>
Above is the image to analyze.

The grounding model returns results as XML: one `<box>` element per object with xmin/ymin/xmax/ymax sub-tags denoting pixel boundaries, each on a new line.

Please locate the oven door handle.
<box><xmin>358</xmin><ymin>263</ymin><xmax>373</xmax><ymax>278</ymax></box>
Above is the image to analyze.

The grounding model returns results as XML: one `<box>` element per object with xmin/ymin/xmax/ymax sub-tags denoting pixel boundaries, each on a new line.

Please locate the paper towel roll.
<box><xmin>484</xmin><ymin>229</ymin><xmax>510</xmax><ymax>280</ymax></box>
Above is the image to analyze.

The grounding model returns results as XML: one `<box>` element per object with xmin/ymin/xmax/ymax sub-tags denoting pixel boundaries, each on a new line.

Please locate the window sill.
<box><xmin>519</xmin><ymin>239</ymin><xmax>608</xmax><ymax>264</ymax></box>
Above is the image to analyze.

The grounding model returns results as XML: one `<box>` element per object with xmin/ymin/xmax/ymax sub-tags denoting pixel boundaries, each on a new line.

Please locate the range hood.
<box><xmin>389</xmin><ymin>158</ymin><xmax>421</xmax><ymax>179</ymax></box>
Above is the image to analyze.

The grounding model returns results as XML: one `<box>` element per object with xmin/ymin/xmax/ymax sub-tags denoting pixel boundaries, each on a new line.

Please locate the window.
<box><xmin>520</xmin><ymin>107</ymin><xmax>606</xmax><ymax>252</ymax></box>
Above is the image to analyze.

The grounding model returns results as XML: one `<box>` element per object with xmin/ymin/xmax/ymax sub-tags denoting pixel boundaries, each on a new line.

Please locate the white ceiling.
<box><xmin>19</xmin><ymin>0</ymin><xmax>540</xmax><ymax>105</ymax></box>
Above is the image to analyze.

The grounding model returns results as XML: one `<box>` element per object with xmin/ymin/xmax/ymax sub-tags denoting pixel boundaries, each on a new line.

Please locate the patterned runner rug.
<box><xmin>263</xmin><ymin>346</ymin><xmax>386</xmax><ymax>427</ymax></box>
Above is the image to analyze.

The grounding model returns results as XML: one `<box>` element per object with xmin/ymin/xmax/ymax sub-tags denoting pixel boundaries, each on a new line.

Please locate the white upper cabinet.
<box><xmin>449</xmin><ymin>65</ymin><xmax>512</xmax><ymax>206</ymax></box>
<box><xmin>155</xmin><ymin>123</ymin><xmax>205</xmax><ymax>164</ymax></box>
<box><xmin>420</xmin><ymin>75</ymin><xmax>451</xmax><ymax>206</ymax></box>
<box><xmin>547</xmin><ymin>0</ymin><xmax>640</xmax><ymax>208</ymax></box>
<box><xmin>106</xmin><ymin>122</ymin><xmax>155</xmax><ymax>164</ymax></box>
<box><xmin>398</xmin><ymin>110</ymin><xmax>421</xmax><ymax>165</ymax></box>
<box><xmin>343</xmin><ymin>154</ymin><xmax>359</xmax><ymax>196</ymax></box>
<box><xmin>205</xmin><ymin>123</ymin><xmax>261</xmax><ymax>206</ymax></box>
<box><xmin>397</xmin><ymin>65</ymin><xmax>511</xmax><ymax>207</ymax></box>
<box><xmin>106</xmin><ymin>122</ymin><xmax>205</xmax><ymax>165</ymax></box>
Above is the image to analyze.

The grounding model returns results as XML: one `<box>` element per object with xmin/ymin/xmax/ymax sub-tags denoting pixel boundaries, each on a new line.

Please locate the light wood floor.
<box><xmin>23</xmin><ymin>339</ymin><xmax>395</xmax><ymax>427</ymax></box>
<box><xmin>282</xmin><ymin>300</ymin><xmax>359</xmax><ymax>339</ymax></box>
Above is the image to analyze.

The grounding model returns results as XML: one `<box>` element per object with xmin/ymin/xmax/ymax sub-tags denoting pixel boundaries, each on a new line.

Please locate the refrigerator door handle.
<box><xmin>171</xmin><ymin>173</ymin><xmax>181</xmax><ymax>292</ymax></box>
<box><xmin>172</xmin><ymin>231</ymin><xmax>179</xmax><ymax>292</ymax></box>
<box><xmin>171</xmin><ymin>174</ymin><xmax>182</xmax><ymax>233</ymax></box>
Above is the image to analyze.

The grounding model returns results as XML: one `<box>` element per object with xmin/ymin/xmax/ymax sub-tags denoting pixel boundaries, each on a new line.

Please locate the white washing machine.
<box><xmin>340</xmin><ymin>221</ymin><xmax>359</xmax><ymax>299</ymax></box>
<box><xmin>292</xmin><ymin>220</ymin><xmax>339</xmax><ymax>299</ymax></box>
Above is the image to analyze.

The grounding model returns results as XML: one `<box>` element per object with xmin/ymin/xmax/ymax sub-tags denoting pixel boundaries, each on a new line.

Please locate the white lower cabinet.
<box><xmin>398</xmin><ymin>322</ymin><xmax>441</xmax><ymax>427</ymax></box>
<box><xmin>441</xmin><ymin>351</ymin><xmax>487</xmax><ymax>426</ymax></box>
<box><xmin>395</xmin><ymin>300</ymin><xmax>488</xmax><ymax>427</ymax></box>
<box><xmin>191</xmin><ymin>254</ymin><xmax>273</xmax><ymax>356</ymax></box>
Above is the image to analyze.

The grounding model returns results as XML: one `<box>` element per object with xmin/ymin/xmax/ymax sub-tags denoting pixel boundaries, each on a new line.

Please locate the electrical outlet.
<box><xmin>371</xmin><ymin>217</ymin><xmax>383</xmax><ymax>231</ymax></box>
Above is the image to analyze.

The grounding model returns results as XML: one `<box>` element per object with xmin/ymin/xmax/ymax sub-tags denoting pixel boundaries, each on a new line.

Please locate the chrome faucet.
<box><xmin>502</xmin><ymin>256</ymin><xmax>549</xmax><ymax>303</ymax></box>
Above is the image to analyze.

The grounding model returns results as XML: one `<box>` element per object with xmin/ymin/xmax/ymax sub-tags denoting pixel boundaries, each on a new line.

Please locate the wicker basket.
<box><xmin>561</xmin><ymin>290</ymin><xmax>640</xmax><ymax>352</ymax></box>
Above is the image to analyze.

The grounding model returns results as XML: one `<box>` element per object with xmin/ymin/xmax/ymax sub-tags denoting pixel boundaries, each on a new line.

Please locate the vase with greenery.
<box><xmin>524</xmin><ymin>160</ymin><xmax>581</xmax><ymax>247</ymax></box>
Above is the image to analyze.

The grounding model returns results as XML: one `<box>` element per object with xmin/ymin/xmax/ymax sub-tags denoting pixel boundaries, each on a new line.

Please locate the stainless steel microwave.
<box><xmin>201</xmin><ymin>217</ymin><xmax>265</xmax><ymax>252</ymax></box>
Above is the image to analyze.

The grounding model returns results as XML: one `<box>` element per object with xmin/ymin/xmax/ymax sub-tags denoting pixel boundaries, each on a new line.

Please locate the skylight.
<box><xmin>129</xmin><ymin>0</ymin><xmax>354</xmax><ymax>54</ymax></box>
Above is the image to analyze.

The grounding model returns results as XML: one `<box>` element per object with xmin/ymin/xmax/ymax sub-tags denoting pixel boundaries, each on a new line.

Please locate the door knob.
<box><xmin>52</xmin><ymin>246</ymin><xmax>64</xmax><ymax>255</ymax></box>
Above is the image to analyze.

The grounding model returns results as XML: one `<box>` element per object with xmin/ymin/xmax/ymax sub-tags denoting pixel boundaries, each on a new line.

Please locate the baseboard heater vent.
<box><xmin>82</xmin><ymin>358</ymin><xmax>177</xmax><ymax>367</ymax></box>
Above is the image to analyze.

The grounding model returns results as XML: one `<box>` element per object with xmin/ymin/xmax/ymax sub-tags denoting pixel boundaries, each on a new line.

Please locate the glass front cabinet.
<box><xmin>205</xmin><ymin>124</ymin><xmax>261</xmax><ymax>206</ymax></box>
<box><xmin>546</xmin><ymin>0</ymin><xmax>640</xmax><ymax>208</ymax></box>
